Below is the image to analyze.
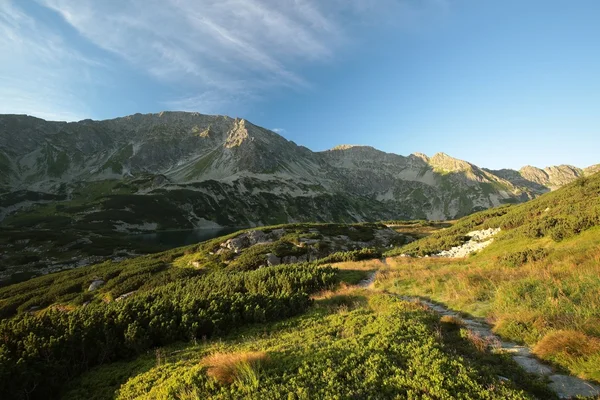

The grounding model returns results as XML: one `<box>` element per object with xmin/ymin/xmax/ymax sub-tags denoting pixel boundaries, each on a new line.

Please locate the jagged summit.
<box><xmin>329</xmin><ymin>144</ymin><xmax>374</xmax><ymax>151</ymax></box>
<box><xmin>428</xmin><ymin>152</ymin><xmax>474</xmax><ymax>172</ymax></box>
<box><xmin>411</xmin><ymin>152</ymin><xmax>430</xmax><ymax>162</ymax></box>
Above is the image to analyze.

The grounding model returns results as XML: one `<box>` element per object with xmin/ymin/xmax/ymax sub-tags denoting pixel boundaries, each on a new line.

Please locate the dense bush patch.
<box><xmin>107</xmin><ymin>294</ymin><xmax>550</xmax><ymax>400</ymax></box>
<box><xmin>0</xmin><ymin>264</ymin><xmax>336</xmax><ymax>399</ymax></box>
<box><xmin>500</xmin><ymin>247</ymin><xmax>549</xmax><ymax>267</ymax></box>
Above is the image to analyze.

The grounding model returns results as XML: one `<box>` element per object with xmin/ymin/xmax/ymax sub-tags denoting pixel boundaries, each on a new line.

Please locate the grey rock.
<box><xmin>246</xmin><ymin>230</ymin><xmax>267</xmax><ymax>245</ymax></box>
<box><xmin>270</xmin><ymin>229</ymin><xmax>286</xmax><ymax>238</ymax></box>
<box><xmin>282</xmin><ymin>256</ymin><xmax>298</xmax><ymax>264</ymax></box>
<box><xmin>223</xmin><ymin>235</ymin><xmax>250</xmax><ymax>253</ymax></box>
<box><xmin>88</xmin><ymin>279</ymin><xmax>105</xmax><ymax>291</ymax></box>
<box><xmin>511</xmin><ymin>356</ymin><xmax>553</xmax><ymax>375</ymax></box>
<box><xmin>549</xmin><ymin>374</ymin><xmax>600</xmax><ymax>399</ymax></box>
<box><xmin>266</xmin><ymin>253</ymin><xmax>280</xmax><ymax>266</ymax></box>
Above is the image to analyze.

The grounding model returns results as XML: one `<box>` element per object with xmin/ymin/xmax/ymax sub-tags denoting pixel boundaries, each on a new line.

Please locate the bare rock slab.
<box><xmin>549</xmin><ymin>374</ymin><xmax>600</xmax><ymax>399</ymax></box>
<box><xmin>512</xmin><ymin>356</ymin><xmax>553</xmax><ymax>375</ymax></box>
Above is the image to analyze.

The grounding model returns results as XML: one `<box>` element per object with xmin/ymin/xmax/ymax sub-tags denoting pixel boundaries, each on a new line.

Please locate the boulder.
<box><xmin>247</xmin><ymin>230</ymin><xmax>267</xmax><ymax>245</ymax></box>
<box><xmin>88</xmin><ymin>279</ymin><xmax>105</xmax><ymax>291</ymax></box>
<box><xmin>285</xmin><ymin>256</ymin><xmax>298</xmax><ymax>264</ymax></box>
<box><xmin>270</xmin><ymin>228</ymin><xmax>286</xmax><ymax>238</ymax></box>
<box><xmin>266</xmin><ymin>253</ymin><xmax>281</xmax><ymax>266</ymax></box>
<box><xmin>223</xmin><ymin>235</ymin><xmax>250</xmax><ymax>252</ymax></box>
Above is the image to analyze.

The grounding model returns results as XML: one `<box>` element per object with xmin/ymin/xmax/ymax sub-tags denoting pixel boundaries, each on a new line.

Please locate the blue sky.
<box><xmin>1</xmin><ymin>0</ymin><xmax>599</xmax><ymax>170</ymax></box>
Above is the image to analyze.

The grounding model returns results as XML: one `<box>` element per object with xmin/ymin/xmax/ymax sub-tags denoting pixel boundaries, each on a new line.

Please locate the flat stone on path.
<box><xmin>512</xmin><ymin>356</ymin><xmax>553</xmax><ymax>375</ymax></box>
<box><xmin>549</xmin><ymin>374</ymin><xmax>600</xmax><ymax>399</ymax></box>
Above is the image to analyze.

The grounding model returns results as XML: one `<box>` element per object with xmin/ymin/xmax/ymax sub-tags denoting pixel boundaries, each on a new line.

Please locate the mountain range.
<box><xmin>1</xmin><ymin>111</ymin><xmax>598</xmax><ymax>231</ymax></box>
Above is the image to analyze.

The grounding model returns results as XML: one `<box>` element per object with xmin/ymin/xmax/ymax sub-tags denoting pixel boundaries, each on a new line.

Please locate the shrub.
<box><xmin>500</xmin><ymin>248</ymin><xmax>548</xmax><ymax>268</ymax></box>
<box><xmin>0</xmin><ymin>263</ymin><xmax>335</xmax><ymax>399</ymax></box>
<box><xmin>317</xmin><ymin>248</ymin><xmax>381</xmax><ymax>264</ymax></box>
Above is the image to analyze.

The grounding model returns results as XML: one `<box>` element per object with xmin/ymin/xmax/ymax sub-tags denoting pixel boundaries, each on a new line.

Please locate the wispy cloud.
<box><xmin>1</xmin><ymin>0</ymin><xmax>449</xmax><ymax>119</ymax></box>
<box><xmin>271</xmin><ymin>128</ymin><xmax>286</xmax><ymax>134</ymax></box>
<box><xmin>0</xmin><ymin>1</ymin><xmax>104</xmax><ymax>120</ymax></box>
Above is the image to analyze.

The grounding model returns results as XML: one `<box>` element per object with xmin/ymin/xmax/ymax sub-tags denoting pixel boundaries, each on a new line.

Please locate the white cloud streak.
<box><xmin>1</xmin><ymin>0</ymin><xmax>449</xmax><ymax>118</ymax></box>
<box><xmin>0</xmin><ymin>1</ymin><xmax>105</xmax><ymax>120</ymax></box>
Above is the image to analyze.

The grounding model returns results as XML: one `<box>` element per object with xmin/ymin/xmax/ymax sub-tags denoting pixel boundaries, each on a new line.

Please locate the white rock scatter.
<box><xmin>435</xmin><ymin>228</ymin><xmax>501</xmax><ymax>258</ymax></box>
<box><xmin>115</xmin><ymin>291</ymin><xmax>137</xmax><ymax>302</ymax></box>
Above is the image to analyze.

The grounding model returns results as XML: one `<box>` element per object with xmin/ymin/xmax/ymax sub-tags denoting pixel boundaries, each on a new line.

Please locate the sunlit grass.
<box><xmin>376</xmin><ymin>227</ymin><xmax>600</xmax><ymax>382</ymax></box>
<box><xmin>201</xmin><ymin>351</ymin><xmax>269</xmax><ymax>385</ymax></box>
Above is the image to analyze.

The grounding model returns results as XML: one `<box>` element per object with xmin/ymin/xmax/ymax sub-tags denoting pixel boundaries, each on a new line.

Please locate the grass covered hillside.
<box><xmin>1</xmin><ymin>174</ymin><xmax>600</xmax><ymax>399</ymax></box>
<box><xmin>377</xmin><ymin>172</ymin><xmax>600</xmax><ymax>383</ymax></box>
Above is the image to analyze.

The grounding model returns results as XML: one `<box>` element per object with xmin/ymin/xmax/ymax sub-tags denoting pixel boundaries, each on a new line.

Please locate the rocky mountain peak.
<box><xmin>1</xmin><ymin>111</ymin><xmax>598</xmax><ymax>228</ymax></box>
<box><xmin>224</xmin><ymin>119</ymin><xmax>250</xmax><ymax>148</ymax></box>
<box><xmin>517</xmin><ymin>165</ymin><xmax>585</xmax><ymax>190</ymax></box>
<box><xmin>585</xmin><ymin>164</ymin><xmax>600</xmax><ymax>175</ymax></box>
<box><xmin>330</xmin><ymin>144</ymin><xmax>372</xmax><ymax>151</ymax></box>
<box><xmin>410</xmin><ymin>152</ymin><xmax>430</xmax><ymax>163</ymax></box>
<box><xmin>429</xmin><ymin>152</ymin><xmax>473</xmax><ymax>172</ymax></box>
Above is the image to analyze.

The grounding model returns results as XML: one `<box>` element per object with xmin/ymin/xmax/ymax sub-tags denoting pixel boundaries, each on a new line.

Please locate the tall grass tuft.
<box><xmin>201</xmin><ymin>351</ymin><xmax>269</xmax><ymax>385</ymax></box>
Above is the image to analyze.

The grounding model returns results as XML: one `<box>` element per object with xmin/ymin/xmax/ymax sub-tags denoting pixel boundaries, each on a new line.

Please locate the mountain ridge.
<box><xmin>1</xmin><ymin>111</ymin><xmax>598</xmax><ymax>229</ymax></box>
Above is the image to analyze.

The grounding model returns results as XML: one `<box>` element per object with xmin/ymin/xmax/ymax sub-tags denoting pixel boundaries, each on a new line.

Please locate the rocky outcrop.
<box><xmin>214</xmin><ymin>224</ymin><xmax>405</xmax><ymax>268</ymax></box>
<box><xmin>220</xmin><ymin>230</ymin><xmax>272</xmax><ymax>253</ymax></box>
<box><xmin>88</xmin><ymin>279</ymin><xmax>105</xmax><ymax>291</ymax></box>
<box><xmin>491</xmin><ymin>164</ymin><xmax>598</xmax><ymax>193</ymax></box>
<box><xmin>435</xmin><ymin>228</ymin><xmax>500</xmax><ymax>258</ymax></box>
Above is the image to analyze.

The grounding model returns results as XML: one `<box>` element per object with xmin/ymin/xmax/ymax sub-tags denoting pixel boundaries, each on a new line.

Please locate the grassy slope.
<box><xmin>376</xmin><ymin>173</ymin><xmax>600</xmax><ymax>382</ymax></box>
<box><xmin>62</xmin><ymin>290</ymin><xmax>552</xmax><ymax>400</ymax></box>
<box><xmin>3</xmin><ymin>173</ymin><xmax>600</xmax><ymax>398</ymax></box>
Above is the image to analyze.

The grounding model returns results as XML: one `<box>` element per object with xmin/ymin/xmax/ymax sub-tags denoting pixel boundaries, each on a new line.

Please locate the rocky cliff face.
<box><xmin>489</xmin><ymin>164</ymin><xmax>600</xmax><ymax>194</ymax></box>
<box><xmin>0</xmin><ymin>112</ymin><xmax>597</xmax><ymax>232</ymax></box>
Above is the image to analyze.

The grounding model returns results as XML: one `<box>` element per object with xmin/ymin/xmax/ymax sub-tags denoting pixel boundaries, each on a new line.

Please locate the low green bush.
<box><xmin>500</xmin><ymin>248</ymin><xmax>549</xmax><ymax>268</ymax></box>
<box><xmin>0</xmin><ymin>263</ymin><xmax>336</xmax><ymax>399</ymax></box>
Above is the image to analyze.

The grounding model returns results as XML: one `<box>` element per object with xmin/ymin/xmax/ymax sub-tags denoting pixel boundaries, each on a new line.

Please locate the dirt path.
<box><xmin>358</xmin><ymin>270</ymin><xmax>600</xmax><ymax>399</ymax></box>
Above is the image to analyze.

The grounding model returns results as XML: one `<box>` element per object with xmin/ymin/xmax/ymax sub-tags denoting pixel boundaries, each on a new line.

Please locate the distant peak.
<box><xmin>431</xmin><ymin>152</ymin><xmax>453</xmax><ymax>160</ymax></box>
<box><xmin>429</xmin><ymin>153</ymin><xmax>473</xmax><ymax>172</ymax></box>
<box><xmin>411</xmin><ymin>152</ymin><xmax>430</xmax><ymax>162</ymax></box>
<box><xmin>330</xmin><ymin>144</ymin><xmax>372</xmax><ymax>151</ymax></box>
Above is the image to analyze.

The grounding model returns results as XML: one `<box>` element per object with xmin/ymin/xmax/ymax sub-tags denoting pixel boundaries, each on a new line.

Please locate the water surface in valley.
<box><xmin>129</xmin><ymin>227</ymin><xmax>242</xmax><ymax>247</ymax></box>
